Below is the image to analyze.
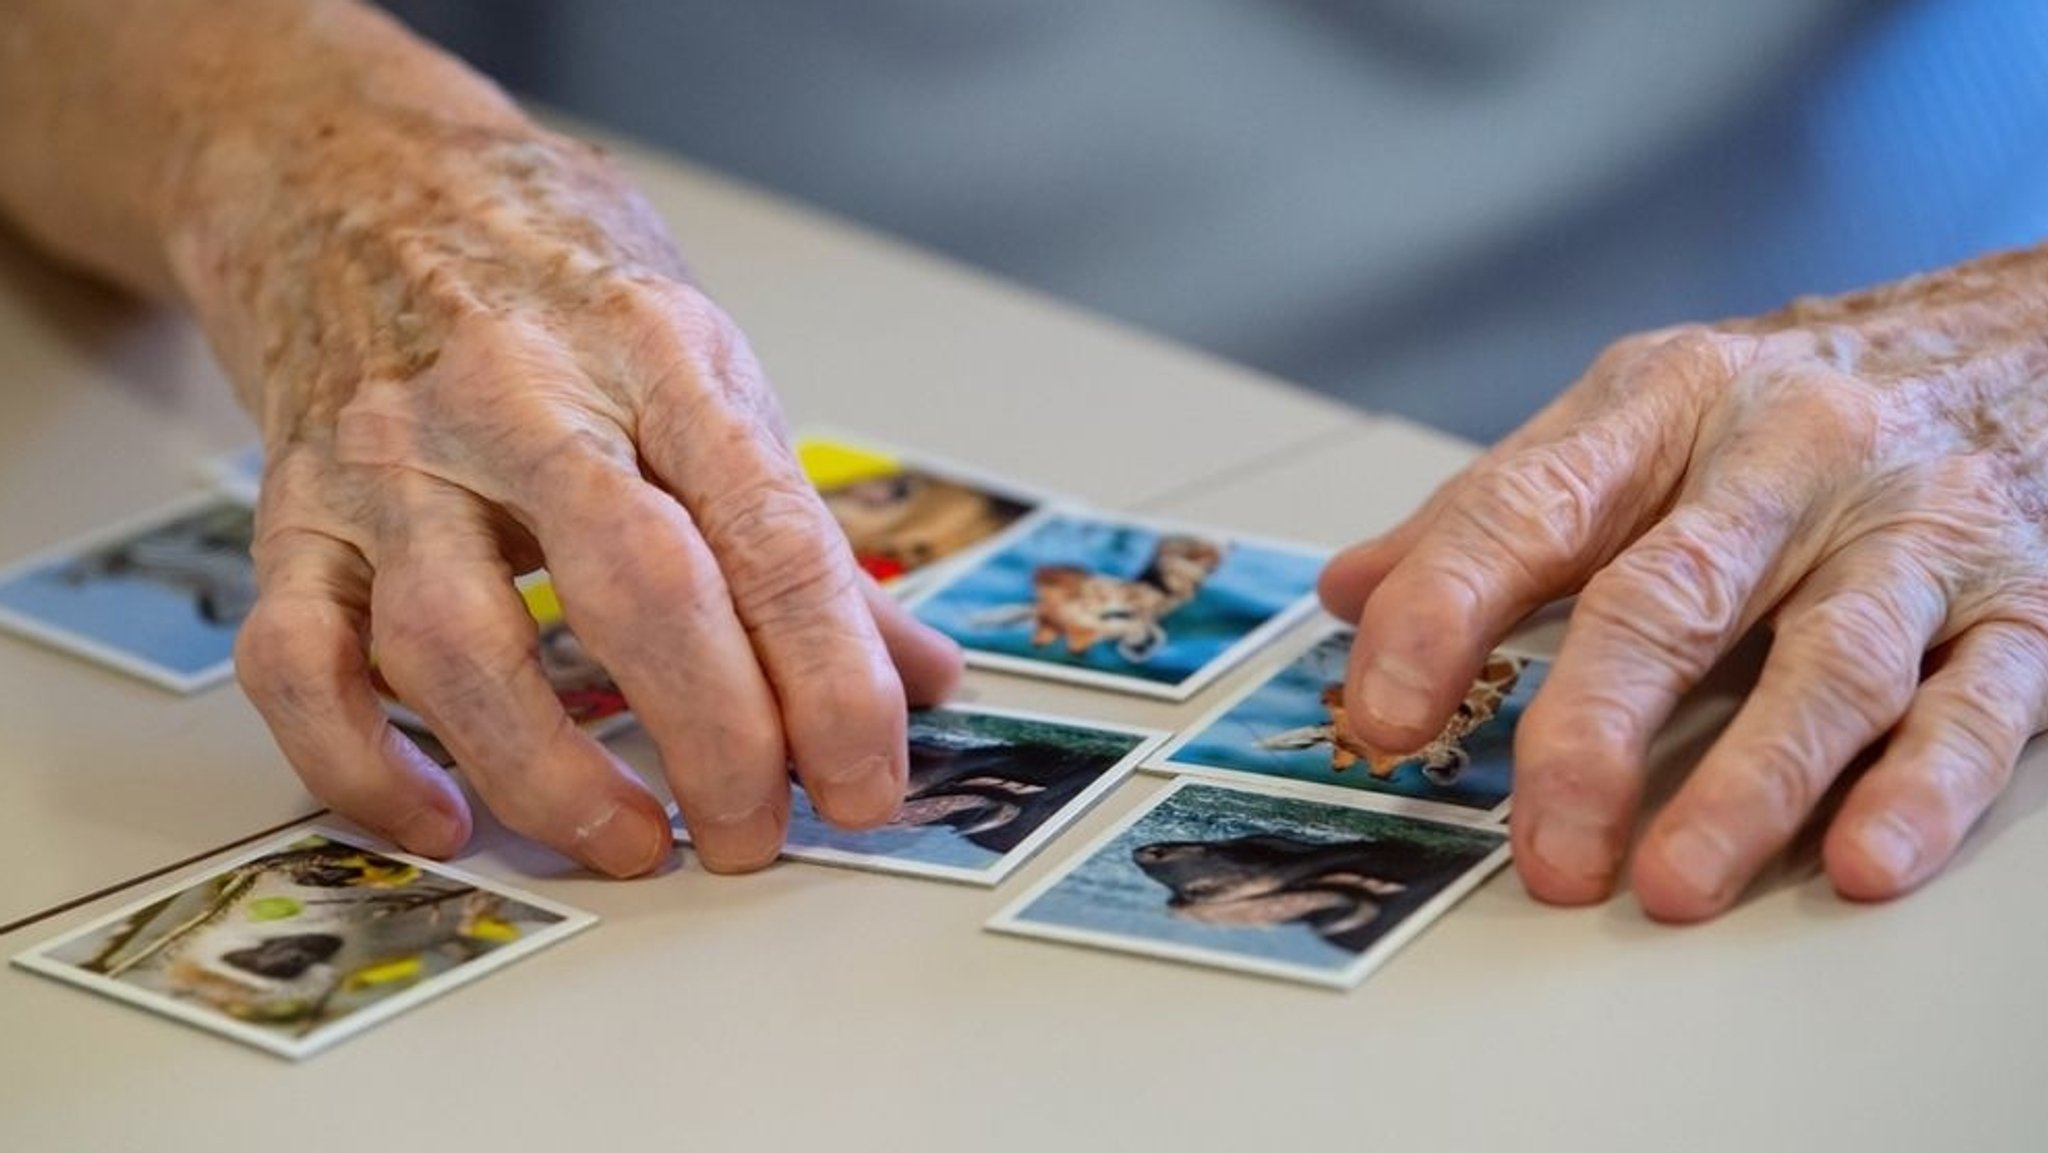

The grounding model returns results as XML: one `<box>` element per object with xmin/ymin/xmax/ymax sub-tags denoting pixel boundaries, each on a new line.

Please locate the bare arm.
<box><xmin>0</xmin><ymin>0</ymin><xmax>519</xmax><ymax>303</ymax></box>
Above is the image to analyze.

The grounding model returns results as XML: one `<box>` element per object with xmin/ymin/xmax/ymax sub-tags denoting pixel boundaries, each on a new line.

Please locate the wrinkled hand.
<box><xmin>174</xmin><ymin>108</ymin><xmax>961</xmax><ymax>875</ymax></box>
<box><xmin>1320</xmin><ymin>249</ymin><xmax>2048</xmax><ymax>920</ymax></box>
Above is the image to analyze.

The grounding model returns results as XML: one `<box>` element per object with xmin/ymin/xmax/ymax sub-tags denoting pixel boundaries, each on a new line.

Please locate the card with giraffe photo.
<box><xmin>11</xmin><ymin>827</ymin><xmax>596</xmax><ymax>1059</ymax></box>
<box><xmin>903</xmin><ymin>508</ymin><xmax>1325</xmax><ymax>701</ymax></box>
<box><xmin>1147</xmin><ymin>622</ymin><xmax>1547</xmax><ymax>822</ymax></box>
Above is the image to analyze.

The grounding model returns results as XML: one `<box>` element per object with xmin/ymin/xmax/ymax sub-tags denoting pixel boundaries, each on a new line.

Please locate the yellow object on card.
<box><xmin>519</xmin><ymin>577</ymin><xmax>564</xmax><ymax>626</ymax></box>
<box><xmin>797</xmin><ymin>436</ymin><xmax>902</xmax><ymax>490</ymax></box>
<box><xmin>344</xmin><ymin>955</ymin><xmax>425</xmax><ymax>990</ymax></box>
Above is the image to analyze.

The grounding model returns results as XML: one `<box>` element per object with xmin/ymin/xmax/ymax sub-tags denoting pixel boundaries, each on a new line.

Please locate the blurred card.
<box><xmin>797</xmin><ymin>431</ymin><xmax>1052</xmax><ymax>595</ymax></box>
<box><xmin>906</xmin><ymin>510</ymin><xmax>1323</xmax><ymax>701</ymax></box>
<box><xmin>374</xmin><ymin>574</ymin><xmax>636</xmax><ymax>746</ymax></box>
<box><xmin>672</xmin><ymin>704</ymin><xmax>1164</xmax><ymax>885</ymax></box>
<box><xmin>12</xmin><ymin>828</ymin><xmax>596</xmax><ymax>1060</ymax></box>
<box><xmin>202</xmin><ymin>442</ymin><xmax>265</xmax><ymax>505</ymax></box>
<box><xmin>1150</xmin><ymin>623</ymin><xmax>1545</xmax><ymax>821</ymax></box>
<box><xmin>0</xmin><ymin>495</ymin><xmax>254</xmax><ymax>692</ymax></box>
<box><xmin>988</xmin><ymin>779</ymin><xmax>1509</xmax><ymax>989</ymax></box>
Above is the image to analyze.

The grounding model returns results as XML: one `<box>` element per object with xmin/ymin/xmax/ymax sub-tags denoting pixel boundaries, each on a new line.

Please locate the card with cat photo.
<box><xmin>797</xmin><ymin>431</ymin><xmax>1061</xmax><ymax>596</ymax></box>
<box><xmin>988</xmin><ymin>778</ymin><xmax>1509</xmax><ymax>989</ymax></box>
<box><xmin>1148</xmin><ymin>622</ymin><xmax>1545</xmax><ymax>821</ymax></box>
<box><xmin>904</xmin><ymin>509</ymin><xmax>1324</xmax><ymax>701</ymax></box>
<box><xmin>670</xmin><ymin>704</ymin><xmax>1165</xmax><ymax>885</ymax></box>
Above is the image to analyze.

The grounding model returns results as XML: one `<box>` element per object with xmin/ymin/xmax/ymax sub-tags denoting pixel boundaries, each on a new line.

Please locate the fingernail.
<box><xmin>1531</xmin><ymin>811</ymin><xmax>1619</xmax><ymax>888</ymax></box>
<box><xmin>809</xmin><ymin>753</ymin><xmax>904</xmax><ymax>828</ymax></box>
<box><xmin>1361</xmin><ymin>652</ymin><xmax>1433</xmax><ymax>736</ymax></box>
<box><xmin>392</xmin><ymin>805</ymin><xmax>461</xmax><ymax>856</ymax></box>
<box><xmin>576</xmin><ymin>802</ymin><xmax>668</xmax><ymax>877</ymax></box>
<box><xmin>1852</xmin><ymin>814</ymin><xmax>1921</xmax><ymax>884</ymax></box>
<box><xmin>692</xmin><ymin>803</ymin><xmax>785</xmax><ymax>873</ymax></box>
<box><xmin>1656</xmin><ymin>824</ymin><xmax>1738</xmax><ymax>904</ymax></box>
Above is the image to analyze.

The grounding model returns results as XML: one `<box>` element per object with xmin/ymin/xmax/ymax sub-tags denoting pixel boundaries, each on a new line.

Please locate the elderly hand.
<box><xmin>171</xmin><ymin>66</ymin><xmax>961</xmax><ymax>877</ymax></box>
<box><xmin>1319</xmin><ymin>249</ymin><xmax>2048</xmax><ymax>920</ymax></box>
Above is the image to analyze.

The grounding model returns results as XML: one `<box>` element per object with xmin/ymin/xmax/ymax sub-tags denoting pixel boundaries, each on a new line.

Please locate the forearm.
<box><xmin>0</xmin><ymin>0</ymin><xmax>524</xmax><ymax>308</ymax></box>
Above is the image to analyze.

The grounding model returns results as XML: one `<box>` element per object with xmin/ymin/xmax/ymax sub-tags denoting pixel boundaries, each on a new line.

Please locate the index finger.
<box><xmin>1340</xmin><ymin>335</ymin><xmax>1724</xmax><ymax>755</ymax></box>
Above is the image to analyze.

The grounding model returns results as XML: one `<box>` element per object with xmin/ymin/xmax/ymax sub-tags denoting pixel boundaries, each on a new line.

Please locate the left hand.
<box><xmin>1318</xmin><ymin>247</ymin><xmax>2048</xmax><ymax>921</ymax></box>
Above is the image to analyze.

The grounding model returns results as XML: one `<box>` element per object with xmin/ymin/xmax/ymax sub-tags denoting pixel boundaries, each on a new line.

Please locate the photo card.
<box><xmin>906</xmin><ymin>510</ymin><xmax>1324</xmax><ymax>701</ymax></box>
<box><xmin>0</xmin><ymin>495</ymin><xmax>255</xmax><ymax>692</ymax></box>
<box><xmin>672</xmin><ymin>704</ymin><xmax>1165</xmax><ymax>885</ymax></box>
<box><xmin>988</xmin><ymin>779</ymin><xmax>1509</xmax><ymax>989</ymax></box>
<box><xmin>12</xmin><ymin>828</ymin><xmax>597</xmax><ymax>1060</ymax></box>
<box><xmin>797</xmin><ymin>431</ymin><xmax>1056</xmax><ymax>596</ymax></box>
<box><xmin>1151</xmin><ymin>623</ymin><xmax>1547</xmax><ymax>821</ymax></box>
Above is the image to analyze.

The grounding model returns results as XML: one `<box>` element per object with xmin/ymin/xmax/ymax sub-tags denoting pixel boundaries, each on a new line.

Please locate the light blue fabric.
<box><xmin>386</xmin><ymin>1</ymin><xmax>2048</xmax><ymax>440</ymax></box>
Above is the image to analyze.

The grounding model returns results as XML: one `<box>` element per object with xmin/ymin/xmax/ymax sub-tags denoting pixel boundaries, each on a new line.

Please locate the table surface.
<box><xmin>2</xmin><ymin>127</ymin><xmax>2045</xmax><ymax>1153</ymax></box>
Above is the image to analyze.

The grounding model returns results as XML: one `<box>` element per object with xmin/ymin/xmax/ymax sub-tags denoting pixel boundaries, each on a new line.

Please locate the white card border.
<box><xmin>1147</xmin><ymin>619</ymin><xmax>1517</xmax><ymax>824</ymax></box>
<box><xmin>674</xmin><ymin>703</ymin><xmax>1167</xmax><ymax>886</ymax></box>
<box><xmin>11</xmin><ymin>825</ymin><xmax>598</xmax><ymax>1060</ymax></box>
<box><xmin>986</xmin><ymin>777</ymin><xmax>1511</xmax><ymax>990</ymax></box>
<box><xmin>0</xmin><ymin>492</ymin><xmax>251</xmax><ymax>694</ymax></box>
<box><xmin>902</xmin><ymin>506</ymin><xmax>1327</xmax><ymax>702</ymax></box>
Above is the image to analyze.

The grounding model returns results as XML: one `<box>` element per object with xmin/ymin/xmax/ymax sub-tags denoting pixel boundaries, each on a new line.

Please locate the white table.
<box><xmin>2</xmin><ymin>129</ymin><xmax>2045</xmax><ymax>1153</ymax></box>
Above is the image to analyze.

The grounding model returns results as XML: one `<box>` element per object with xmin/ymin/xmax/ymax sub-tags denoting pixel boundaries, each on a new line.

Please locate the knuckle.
<box><xmin>1725</xmin><ymin>732</ymin><xmax>1820</xmax><ymax>824</ymax></box>
<box><xmin>1928</xmin><ymin>675</ymin><xmax>2026</xmax><ymax>766</ymax></box>
<box><xmin>1460</xmin><ymin>439</ymin><xmax>1607</xmax><ymax>564</ymax></box>
<box><xmin>698</xmin><ymin>480</ymin><xmax>857</xmax><ymax>626</ymax></box>
<box><xmin>1580</xmin><ymin>530</ymin><xmax>1747</xmax><ymax>678</ymax></box>
<box><xmin>629</xmin><ymin>284</ymin><xmax>777</xmax><ymax>424</ymax></box>
<box><xmin>374</xmin><ymin>576</ymin><xmax>526</xmax><ymax>693</ymax></box>
<box><xmin>1517</xmin><ymin>689</ymin><xmax>1645</xmax><ymax>799</ymax></box>
<box><xmin>1779</xmin><ymin>593</ymin><xmax>1923</xmax><ymax>730</ymax></box>
<box><xmin>232</xmin><ymin>599</ymin><xmax>305</xmax><ymax>705</ymax></box>
<box><xmin>1641</xmin><ymin>326</ymin><xmax>1734</xmax><ymax>390</ymax></box>
<box><xmin>1772</xmin><ymin>373</ymin><xmax>1883</xmax><ymax>466</ymax></box>
<box><xmin>1929</xmin><ymin>727</ymin><xmax>2016</xmax><ymax>808</ymax></box>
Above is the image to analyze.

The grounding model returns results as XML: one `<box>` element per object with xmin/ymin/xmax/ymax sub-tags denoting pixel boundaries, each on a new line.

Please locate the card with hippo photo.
<box><xmin>373</xmin><ymin>574</ymin><xmax>637</xmax><ymax>746</ymax></box>
<box><xmin>12</xmin><ymin>828</ymin><xmax>597</xmax><ymax>1059</ymax></box>
<box><xmin>905</xmin><ymin>510</ymin><xmax>1325</xmax><ymax>701</ymax></box>
<box><xmin>1149</xmin><ymin>623</ymin><xmax>1547</xmax><ymax>821</ymax></box>
<box><xmin>988</xmin><ymin>779</ymin><xmax>1509</xmax><ymax>989</ymax></box>
<box><xmin>0</xmin><ymin>495</ymin><xmax>255</xmax><ymax>693</ymax></box>
<box><xmin>671</xmin><ymin>704</ymin><xmax>1165</xmax><ymax>885</ymax></box>
<box><xmin>797</xmin><ymin>431</ymin><xmax>1058</xmax><ymax>596</ymax></box>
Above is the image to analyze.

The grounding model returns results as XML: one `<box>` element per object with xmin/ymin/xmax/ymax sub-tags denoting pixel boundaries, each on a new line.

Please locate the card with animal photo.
<box><xmin>671</xmin><ymin>704</ymin><xmax>1164</xmax><ymax>885</ymax></box>
<box><xmin>11</xmin><ymin>828</ymin><xmax>596</xmax><ymax>1060</ymax></box>
<box><xmin>373</xmin><ymin>574</ymin><xmax>635</xmax><ymax>744</ymax></box>
<box><xmin>797</xmin><ymin>431</ymin><xmax>1054</xmax><ymax>595</ymax></box>
<box><xmin>0</xmin><ymin>495</ymin><xmax>254</xmax><ymax>692</ymax></box>
<box><xmin>1150</xmin><ymin>623</ymin><xmax>1545</xmax><ymax>821</ymax></box>
<box><xmin>905</xmin><ymin>510</ymin><xmax>1324</xmax><ymax>701</ymax></box>
<box><xmin>989</xmin><ymin>779</ymin><xmax>1509</xmax><ymax>989</ymax></box>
